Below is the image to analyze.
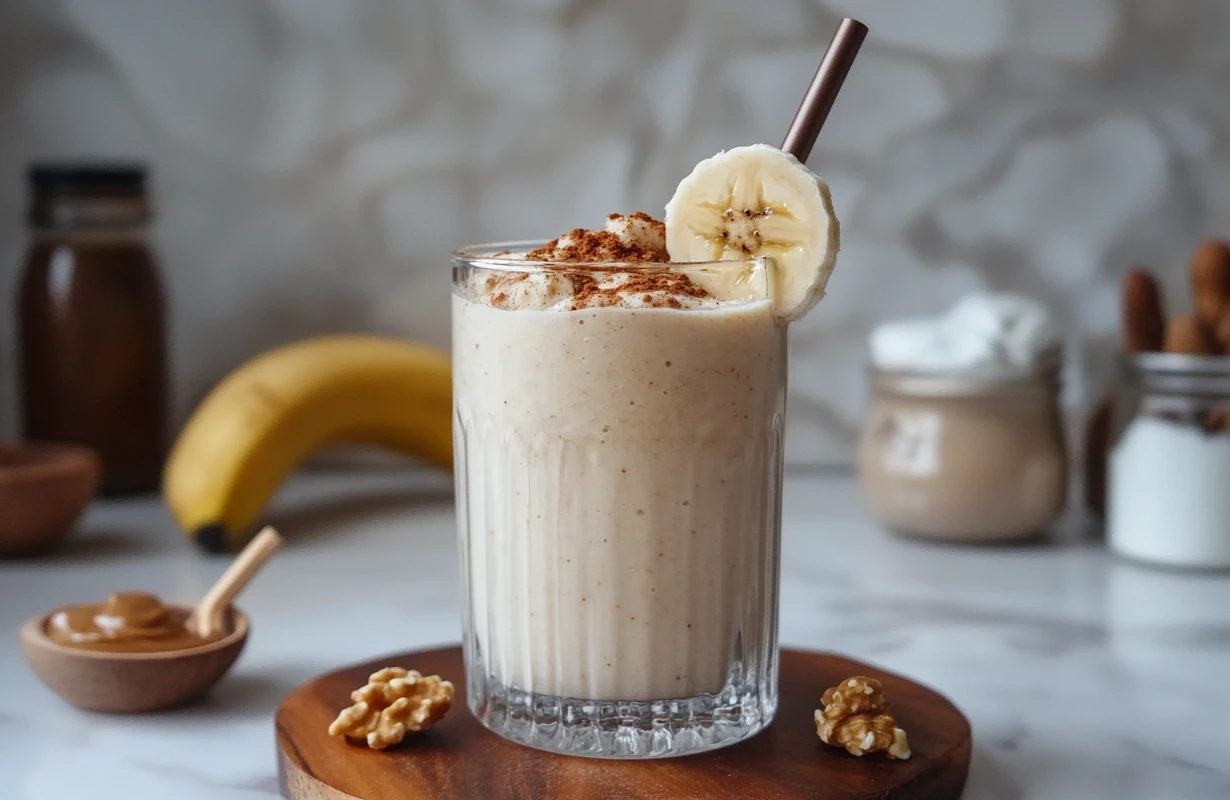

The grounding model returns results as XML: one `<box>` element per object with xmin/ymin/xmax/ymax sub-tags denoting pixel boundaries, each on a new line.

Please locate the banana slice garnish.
<box><xmin>664</xmin><ymin>143</ymin><xmax>840</xmax><ymax>322</ymax></box>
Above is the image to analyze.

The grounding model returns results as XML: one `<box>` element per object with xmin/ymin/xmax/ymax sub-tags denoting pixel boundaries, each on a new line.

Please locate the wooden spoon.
<box><xmin>187</xmin><ymin>526</ymin><xmax>283</xmax><ymax>639</ymax></box>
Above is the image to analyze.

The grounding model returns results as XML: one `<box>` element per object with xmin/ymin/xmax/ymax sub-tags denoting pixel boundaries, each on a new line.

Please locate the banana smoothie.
<box><xmin>452</xmin><ymin>145</ymin><xmax>840</xmax><ymax>758</ymax></box>
<box><xmin>456</xmin><ymin>249</ymin><xmax>785</xmax><ymax>702</ymax></box>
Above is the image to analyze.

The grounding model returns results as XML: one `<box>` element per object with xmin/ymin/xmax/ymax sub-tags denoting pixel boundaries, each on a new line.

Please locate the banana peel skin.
<box><xmin>162</xmin><ymin>334</ymin><xmax>453</xmax><ymax>553</ymax></box>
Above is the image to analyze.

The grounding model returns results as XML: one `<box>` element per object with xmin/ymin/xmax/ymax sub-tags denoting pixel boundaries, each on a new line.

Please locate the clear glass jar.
<box><xmin>857</xmin><ymin>354</ymin><xmax>1068</xmax><ymax>541</ymax></box>
<box><xmin>451</xmin><ymin>244</ymin><xmax>785</xmax><ymax>759</ymax></box>
<box><xmin>1108</xmin><ymin>352</ymin><xmax>1230</xmax><ymax>569</ymax></box>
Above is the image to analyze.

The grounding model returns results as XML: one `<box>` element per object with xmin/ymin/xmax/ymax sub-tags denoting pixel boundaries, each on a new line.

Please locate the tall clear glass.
<box><xmin>451</xmin><ymin>243</ymin><xmax>787</xmax><ymax>759</ymax></box>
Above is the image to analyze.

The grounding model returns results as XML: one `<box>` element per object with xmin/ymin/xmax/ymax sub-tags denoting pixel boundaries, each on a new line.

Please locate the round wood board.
<box><xmin>276</xmin><ymin>646</ymin><xmax>971</xmax><ymax>800</ymax></box>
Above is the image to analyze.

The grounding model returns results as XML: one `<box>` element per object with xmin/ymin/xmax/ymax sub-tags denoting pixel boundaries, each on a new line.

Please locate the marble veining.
<box><xmin>2</xmin><ymin>2</ymin><xmax>1230</xmax><ymax>465</ymax></box>
<box><xmin>1</xmin><ymin>469</ymin><xmax>1227</xmax><ymax>798</ymax></box>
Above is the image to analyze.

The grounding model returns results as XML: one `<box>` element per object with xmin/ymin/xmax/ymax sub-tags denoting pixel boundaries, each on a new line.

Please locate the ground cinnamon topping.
<box><xmin>610</xmin><ymin>210</ymin><xmax>667</xmax><ymax>237</ymax></box>
<box><xmin>567</xmin><ymin>272</ymin><xmax>600</xmax><ymax>306</ymax></box>
<box><xmin>527</xmin><ymin>212</ymin><xmax>668</xmax><ymax>264</ymax></box>
<box><xmin>567</xmin><ymin>270</ymin><xmax>708</xmax><ymax>310</ymax></box>
<box><xmin>478</xmin><ymin>213</ymin><xmax>711</xmax><ymax>310</ymax></box>
<box><xmin>527</xmin><ymin>228</ymin><xmax>661</xmax><ymax>264</ymax></box>
<box><xmin>478</xmin><ymin>268</ymin><xmax>710</xmax><ymax>311</ymax></box>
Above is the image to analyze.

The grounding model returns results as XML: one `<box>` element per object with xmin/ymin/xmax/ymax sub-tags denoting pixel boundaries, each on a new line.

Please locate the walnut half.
<box><xmin>815</xmin><ymin>676</ymin><xmax>911</xmax><ymax>760</ymax></box>
<box><xmin>328</xmin><ymin>667</ymin><xmax>454</xmax><ymax>750</ymax></box>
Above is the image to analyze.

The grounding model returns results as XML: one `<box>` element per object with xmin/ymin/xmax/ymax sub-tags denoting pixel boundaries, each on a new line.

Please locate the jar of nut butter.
<box><xmin>17</xmin><ymin>162</ymin><xmax>170</xmax><ymax>495</ymax></box>
<box><xmin>857</xmin><ymin>293</ymin><xmax>1069</xmax><ymax>542</ymax></box>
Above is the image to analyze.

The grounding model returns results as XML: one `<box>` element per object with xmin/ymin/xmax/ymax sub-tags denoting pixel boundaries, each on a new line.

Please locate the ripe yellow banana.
<box><xmin>163</xmin><ymin>334</ymin><xmax>452</xmax><ymax>552</ymax></box>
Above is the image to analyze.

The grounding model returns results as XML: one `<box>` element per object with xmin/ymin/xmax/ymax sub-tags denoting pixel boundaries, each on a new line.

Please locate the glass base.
<box><xmin>468</xmin><ymin>673</ymin><xmax>776</xmax><ymax>759</ymax></box>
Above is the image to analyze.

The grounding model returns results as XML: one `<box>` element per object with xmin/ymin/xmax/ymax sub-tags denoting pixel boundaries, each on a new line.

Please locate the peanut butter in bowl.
<box><xmin>45</xmin><ymin>591</ymin><xmax>216</xmax><ymax>654</ymax></box>
<box><xmin>20</xmin><ymin>527</ymin><xmax>283</xmax><ymax>712</ymax></box>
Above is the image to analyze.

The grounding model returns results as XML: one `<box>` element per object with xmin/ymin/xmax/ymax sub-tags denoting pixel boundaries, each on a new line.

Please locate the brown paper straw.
<box><xmin>780</xmin><ymin>18</ymin><xmax>868</xmax><ymax>162</ymax></box>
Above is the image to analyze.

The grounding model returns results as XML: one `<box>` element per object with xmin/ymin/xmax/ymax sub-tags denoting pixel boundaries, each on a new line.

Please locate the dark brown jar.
<box><xmin>18</xmin><ymin>162</ymin><xmax>169</xmax><ymax>495</ymax></box>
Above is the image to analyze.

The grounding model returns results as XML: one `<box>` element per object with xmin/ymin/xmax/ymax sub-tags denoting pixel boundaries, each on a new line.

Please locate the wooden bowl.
<box><xmin>0</xmin><ymin>442</ymin><xmax>101</xmax><ymax>557</ymax></box>
<box><xmin>19</xmin><ymin>604</ymin><xmax>249</xmax><ymax>713</ymax></box>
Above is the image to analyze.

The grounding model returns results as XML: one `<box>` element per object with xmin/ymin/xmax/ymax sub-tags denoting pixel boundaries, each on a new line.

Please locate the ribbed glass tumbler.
<box><xmin>451</xmin><ymin>244</ymin><xmax>787</xmax><ymax>759</ymax></box>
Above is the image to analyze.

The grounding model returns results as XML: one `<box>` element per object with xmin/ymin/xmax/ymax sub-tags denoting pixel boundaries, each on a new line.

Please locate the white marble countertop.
<box><xmin>2</xmin><ymin>468</ymin><xmax>1228</xmax><ymax>799</ymax></box>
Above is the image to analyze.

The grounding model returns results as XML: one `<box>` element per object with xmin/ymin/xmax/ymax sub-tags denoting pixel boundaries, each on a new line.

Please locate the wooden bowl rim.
<box><xmin>0</xmin><ymin>442</ymin><xmax>100</xmax><ymax>487</ymax></box>
<box><xmin>19</xmin><ymin>603</ymin><xmax>249</xmax><ymax>662</ymax></box>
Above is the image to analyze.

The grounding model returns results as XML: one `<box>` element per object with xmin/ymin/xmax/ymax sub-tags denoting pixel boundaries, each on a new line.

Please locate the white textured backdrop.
<box><xmin>1</xmin><ymin>0</ymin><xmax>1228</xmax><ymax>464</ymax></box>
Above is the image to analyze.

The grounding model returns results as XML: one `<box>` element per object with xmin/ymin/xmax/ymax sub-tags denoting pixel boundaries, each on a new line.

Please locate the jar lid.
<box><xmin>872</xmin><ymin>343</ymin><xmax>1063</xmax><ymax>398</ymax></box>
<box><xmin>27</xmin><ymin>161</ymin><xmax>147</xmax><ymax>193</ymax></box>
<box><xmin>1130</xmin><ymin>351</ymin><xmax>1230</xmax><ymax>375</ymax></box>
<box><xmin>1124</xmin><ymin>351</ymin><xmax>1230</xmax><ymax>394</ymax></box>
<box><xmin>26</xmin><ymin>160</ymin><xmax>151</xmax><ymax>229</ymax></box>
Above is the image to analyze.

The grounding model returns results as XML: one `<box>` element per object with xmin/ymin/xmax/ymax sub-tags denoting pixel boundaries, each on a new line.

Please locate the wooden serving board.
<box><xmin>276</xmin><ymin>647</ymin><xmax>971</xmax><ymax>800</ymax></box>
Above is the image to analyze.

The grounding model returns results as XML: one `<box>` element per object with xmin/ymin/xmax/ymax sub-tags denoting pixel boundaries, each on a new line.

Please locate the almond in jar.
<box><xmin>856</xmin><ymin>294</ymin><xmax>1069</xmax><ymax>541</ymax></box>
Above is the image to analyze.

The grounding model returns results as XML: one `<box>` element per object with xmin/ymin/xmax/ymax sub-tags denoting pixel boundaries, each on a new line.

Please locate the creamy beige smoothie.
<box><xmin>452</xmin><ymin>144</ymin><xmax>840</xmax><ymax>759</ymax></box>
<box><xmin>454</xmin><ymin>269</ymin><xmax>785</xmax><ymax>702</ymax></box>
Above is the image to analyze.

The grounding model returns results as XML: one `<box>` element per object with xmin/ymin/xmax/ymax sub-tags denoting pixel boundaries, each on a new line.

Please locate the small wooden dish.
<box><xmin>0</xmin><ymin>442</ymin><xmax>101</xmax><ymax>557</ymax></box>
<box><xmin>19</xmin><ymin>604</ymin><xmax>249</xmax><ymax>713</ymax></box>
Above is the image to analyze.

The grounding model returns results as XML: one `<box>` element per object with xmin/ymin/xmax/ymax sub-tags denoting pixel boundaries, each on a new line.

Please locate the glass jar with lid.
<box><xmin>17</xmin><ymin>161</ymin><xmax>169</xmax><ymax>495</ymax></box>
<box><xmin>1108</xmin><ymin>352</ymin><xmax>1230</xmax><ymax>569</ymax></box>
<box><xmin>857</xmin><ymin>347</ymin><xmax>1069</xmax><ymax>541</ymax></box>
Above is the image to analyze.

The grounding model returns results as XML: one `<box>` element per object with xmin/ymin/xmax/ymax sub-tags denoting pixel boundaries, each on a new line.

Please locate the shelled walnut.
<box><xmin>328</xmin><ymin>667</ymin><xmax>454</xmax><ymax>750</ymax></box>
<box><xmin>814</xmin><ymin>676</ymin><xmax>911</xmax><ymax>760</ymax></box>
